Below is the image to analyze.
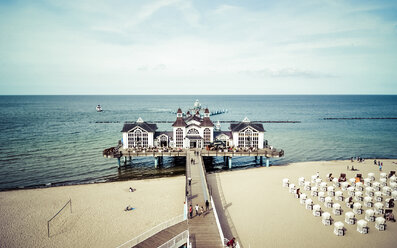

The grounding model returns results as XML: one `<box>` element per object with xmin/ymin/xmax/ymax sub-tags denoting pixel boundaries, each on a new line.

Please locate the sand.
<box><xmin>0</xmin><ymin>176</ymin><xmax>185</xmax><ymax>248</ymax></box>
<box><xmin>211</xmin><ymin>159</ymin><xmax>397</xmax><ymax>248</ymax></box>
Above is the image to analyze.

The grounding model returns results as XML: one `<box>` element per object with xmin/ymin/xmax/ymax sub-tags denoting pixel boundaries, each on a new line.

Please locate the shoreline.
<box><xmin>2</xmin><ymin>157</ymin><xmax>396</xmax><ymax>192</ymax></box>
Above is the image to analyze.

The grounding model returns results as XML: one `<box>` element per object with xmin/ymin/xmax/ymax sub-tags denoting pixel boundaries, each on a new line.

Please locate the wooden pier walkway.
<box><xmin>187</xmin><ymin>151</ymin><xmax>223</xmax><ymax>248</ymax></box>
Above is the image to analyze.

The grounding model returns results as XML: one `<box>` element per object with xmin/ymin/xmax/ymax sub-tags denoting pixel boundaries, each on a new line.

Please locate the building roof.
<box><xmin>185</xmin><ymin>115</ymin><xmax>201</xmax><ymax>123</ymax></box>
<box><xmin>214</xmin><ymin>131</ymin><xmax>232</xmax><ymax>139</ymax></box>
<box><xmin>154</xmin><ymin>131</ymin><xmax>173</xmax><ymax>138</ymax></box>
<box><xmin>121</xmin><ymin>122</ymin><xmax>158</xmax><ymax>132</ymax></box>
<box><xmin>230</xmin><ymin>122</ymin><xmax>265</xmax><ymax>132</ymax></box>
<box><xmin>204</xmin><ymin>108</ymin><xmax>209</xmax><ymax>113</ymax></box>
<box><xmin>177</xmin><ymin>108</ymin><xmax>182</xmax><ymax>113</ymax></box>
<box><xmin>172</xmin><ymin>117</ymin><xmax>187</xmax><ymax>127</ymax></box>
<box><xmin>200</xmin><ymin>117</ymin><xmax>214</xmax><ymax>127</ymax></box>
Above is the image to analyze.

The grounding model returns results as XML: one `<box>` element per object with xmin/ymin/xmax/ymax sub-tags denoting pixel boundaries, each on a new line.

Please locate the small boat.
<box><xmin>96</xmin><ymin>105</ymin><xmax>103</xmax><ymax>112</ymax></box>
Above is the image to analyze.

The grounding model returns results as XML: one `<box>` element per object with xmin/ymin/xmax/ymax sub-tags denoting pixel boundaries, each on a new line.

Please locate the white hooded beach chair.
<box><xmin>345</xmin><ymin>211</ymin><xmax>356</xmax><ymax>225</ymax></box>
<box><xmin>385</xmin><ymin>198</ymin><xmax>394</xmax><ymax>208</ymax></box>
<box><xmin>289</xmin><ymin>184</ymin><xmax>296</xmax><ymax>193</ymax></box>
<box><xmin>298</xmin><ymin>177</ymin><xmax>305</xmax><ymax>186</ymax></box>
<box><xmin>313</xmin><ymin>204</ymin><xmax>322</xmax><ymax>217</ymax></box>
<box><xmin>355</xmin><ymin>182</ymin><xmax>364</xmax><ymax>191</ymax></box>
<box><xmin>349</xmin><ymin>178</ymin><xmax>356</xmax><ymax>186</ymax></box>
<box><xmin>364</xmin><ymin>178</ymin><xmax>372</xmax><ymax>187</ymax></box>
<box><xmin>320</xmin><ymin>182</ymin><xmax>328</xmax><ymax>192</ymax></box>
<box><xmin>341</xmin><ymin>182</ymin><xmax>349</xmax><ymax>191</ymax></box>
<box><xmin>335</xmin><ymin>191</ymin><xmax>344</xmax><ymax>201</ymax></box>
<box><xmin>373</xmin><ymin>182</ymin><xmax>381</xmax><ymax>192</ymax></box>
<box><xmin>374</xmin><ymin>202</ymin><xmax>384</xmax><ymax>215</ymax></box>
<box><xmin>364</xmin><ymin>196</ymin><xmax>373</xmax><ymax>208</ymax></box>
<box><xmin>390</xmin><ymin>182</ymin><xmax>397</xmax><ymax>191</ymax></box>
<box><xmin>282</xmin><ymin>178</ymin><xmax>289</xmax><ymax>188</ymax></box>
<box><xmin>347</xmin><ymin>186</ymin><xmax>355</xmax><ymax>197</ymax></box>
<box><xmin>318</xmin><ymin>191</ymin><xmax>325</xmax><ymax>202</ymax></box>
<box><xmin>322</xmin><ymin>212</ymin><xmax>332</xmax><ymax>225</ymax></box>
<box><xmin>357</xmin><ymin>219</ymin><xmax>369</xmax><ymax>234</ymax></box>
<box><xmin>327</xmin><ymin>186</ymin><xmax>335</xmax><ymax>196</ymax></box>
<box><xmin>353</xmin><ymin>202</ymin><xmax>363</xmax><ymax>215</ymax></box>
<box><xmin>392</xmin><ymin>191</ymin><xmax>397</xmax><ymax>201</ymax></box>
<box><xmin>355</xmin><ymin>191</ymin><xmax>363</xmax><ymax>202</ymax></box>
<box><xmin>311</xmin><ymin>186</ymin><xmax>318</xmax><ymax>197</ymax></box>
<box><xmin>375</xmin><ymin>217</ymin><xmax>386</xmax><ymax>231</ymax></box>
<box><xmin>304</xmin><ymin>181</ymin><xmax>311</xmax><ymax>191</ymax></box>
<box><xmin>380</xmin><ymin>178</ymin><xmax>387</xmax><ymax>187</ymax></box>
<box><xmin>300</xmin><ymin>193</ymin><xmax>307</xmax><ymax>205</ymax></box>
<box><xmin>365</xmin><ymin>186</ymin><xmax>375</xmax><ymax>197</ymax></box>
<box><xmin>374</xmin><ymin>191</ymin><xmax>383</xmax><ymax>202</ymax></box>
<box><xmin>333</xmin><ymin>203</ymin><xmax>342</xmax><ymax>215</ymax></box>
<box><xmin>380</xmin><ymin>172</ymin><xmax>387</xmax><ymax>179</ymax></box>
<box><xmin>390</xmin><ymin>175</ymin><xmax>397</xmax><ymax>183</ymax></box>
<box><xmin>311</xmin><ymin>175</ymin><xmax>317</xmax><ymax>183</ymax></box>
<box><xmin>306</xmin><ymin>198</ymin><xmax>313</xmax><ymax>210</ymax></box>
<box><xmin>325</xmin><ymin>196</ymin><xmax>333</xmax><ymax>208</ymax></box>
<box><xmin>315</xmin><ymin>178</ymin><xmax>322</xmax><ymax>187</ymax></box>
<box><xmin>365</xmin><ymin>209</ymin><xmax>375</xmax><ymax>222</ymax></box>
<box><xmin>334</xmin><ymin>221</ymin><xmax>345</xmax><ymax>236</ymax></box>
<box><xmin>382</xmin><ymin>186</ymin><xmax>391</xmax><ymax>196</ymax></box>
<box><xmin>368</xmin><ymin>173</ymin><xmax>375</xmax><ymax>182</ymax></box>
<box><xmin>333</xmin><ymin>178</ymin><xmax>340</xmax><ymax>188</ymax></box>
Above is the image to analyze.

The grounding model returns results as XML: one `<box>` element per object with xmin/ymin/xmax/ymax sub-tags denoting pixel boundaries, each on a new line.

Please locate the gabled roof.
<box><xmin>172</xmin><ymin>117</ymin><xmax>187</xmax><ymax>127</ymax></box>
<box><xmin>185</xmin><ymin>115</ymin><xmax>201</xmax><ymax>123</ymax></box>
<box><xmin>177</xmin><ymin>108</ymin><xmax>182</xmax><ymax>113</ymax></box>
<box><xmin>214</xmin><ymin>131</ymin><xmax>232</xmax><ymax>139</ymax></box>
<box><xmin>121</xmin><ymin>122</ymin><xmax>158</xmax><ymax>132</ymax></box>
<box><xmin>154</xmin><ymin>131</ymin><xmax>173</xmax><ymax>138</ymax></box>
<box><xmin>230</xmin><ymin>122</ymin><xmax>265</xmax><ymax>132</ymax></box>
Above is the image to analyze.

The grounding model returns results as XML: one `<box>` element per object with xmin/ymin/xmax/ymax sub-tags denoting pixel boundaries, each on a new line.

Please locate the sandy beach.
<box><xmin>211</xmin><ymin>159</ymin><xmax>397</xmax><ymax>248</ymax></box>
<box><xmin>0</xmin><ymin>176</ymin><xmax>185</xmax><ymax>248</ymax></box>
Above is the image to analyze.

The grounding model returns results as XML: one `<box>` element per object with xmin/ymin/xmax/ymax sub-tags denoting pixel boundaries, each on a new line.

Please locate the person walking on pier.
<box><xmin>205</xmin><ymin>200</ymin><xmax>209</xmax><ymax>211</ymax></box>
<box><xmin>189</xmin><ymin>205</ymin><xmax>193</xmax><ymax>219</ymax></box>
<box><xmin>200</xmin><ymin>206</ymin><xmax>204</xmax><ymax>217</ymax></box>
<box><xmin>195</xmin><ymin>204</ymin><xmax>199</xmax><ymax>216</ymax></box>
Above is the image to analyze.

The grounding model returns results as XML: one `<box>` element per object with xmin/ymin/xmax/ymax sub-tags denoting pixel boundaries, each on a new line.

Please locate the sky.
<box><xmin>0</xmin><ymin>0</ymin><xmax>397</xmax><ymax>95</ymax></box>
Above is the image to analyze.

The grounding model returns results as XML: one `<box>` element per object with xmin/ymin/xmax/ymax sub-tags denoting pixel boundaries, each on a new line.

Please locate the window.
<box><xmin>128</xmin><ymin>128</ymin><xmax>148</xmax><ymax>148</ymax></box>
<box><xmin>176</xmin><ymin>128</ymin><xmax>184</xmax><ymax>147</ymax></box>
<box><xmin>204</xmin><ymin>128</ymin><xmax>211</xmax><ymax>146</ymax></box>
<box><xmin>238</xmin><ymin>128</ymin><xmax>258</xmax><ymax>147</ymax></box>
<box><xmin>187</xmin><ymin>128</ymin><xmax>199</xmax><ymax>135</ymax></box>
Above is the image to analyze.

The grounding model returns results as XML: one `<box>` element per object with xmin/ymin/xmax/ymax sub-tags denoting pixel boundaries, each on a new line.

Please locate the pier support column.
<box><xmin>255</xmin><ymin>156</ymin><xmax>257</xmax><ymax>162</ymax></box>
<box><xmin>117</xmin><ymin>157</ymin><xmax>121</xmax><ymax>168</ymax></box>
<box><xmin>266</xmin><ymin>158</ymin><xmax>270</xmax><ymax>167</ymax></box>
<box><xmin>228</xmin><ymin>157</ymin><xmax>232</xmax><ymax>169</ymax></box>
<box><xmin>154</xmin><ymin>157</ymin><xmax>158</xmax><ymax>168</ymax></box>
<box><xmin>260</xmin><ymin>156</ymin><xmax>263</xmax><ymax>165</ymax></box>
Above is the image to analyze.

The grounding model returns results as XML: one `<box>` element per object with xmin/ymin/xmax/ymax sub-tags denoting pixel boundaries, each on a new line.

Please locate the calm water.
<box><xmin>0</xmin><ymin>95</ymin><xmax>396</xmax><ymax>190</ymax></box>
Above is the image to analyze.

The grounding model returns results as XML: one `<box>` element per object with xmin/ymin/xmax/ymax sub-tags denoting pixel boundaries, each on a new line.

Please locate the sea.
<box><xmin>0</xmin><ymin>95</ymin><xmax>397</xmax><ymax>190</ymax></box>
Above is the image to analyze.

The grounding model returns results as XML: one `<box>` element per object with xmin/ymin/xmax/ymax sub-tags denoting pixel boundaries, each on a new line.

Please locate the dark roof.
<box><xmin>177</xmin><ymin>108</ymin><xmax>182</xmax><ymax>113</ymax></box>
<box><xmin>230</xmin><ymin>122</ymin><xmax>265</xmax><ymax>132</ymax></box>
<box><xmin>154</xmin><ymin>131</ymin><xmax>173</xmax><ymax>138</ymax></box>
<box><xmin>214</xmin><ymin>131</ymin><xmax>232</xmax><ymax>139</ymax></box>
<box><xmin>200</xmin><ymin>117</ymin><xmax>214</xmax><ymax>127</ymax></box>
<box><xmin>204</xmin><ymin>108</ymin><xmax>209</xmax><ymax>113</ymax></box>
<box><xmin>172</xmin><ymin>117</ymin><xmax>187</xmax><ymax>127</ymax></box>
<box><xmin>185</xmin><ymin>115</ymin><xmax>201</xmax><ymax>123</ymax></box>
<box><xmin>121</xmin><ymin>122</ymin><xmax>158</xmax><ymax>132</ymax></box>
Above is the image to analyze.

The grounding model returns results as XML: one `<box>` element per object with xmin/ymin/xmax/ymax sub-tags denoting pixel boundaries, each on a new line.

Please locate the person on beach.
<box><xmin>206</xmin><ymin>200</ymin><xmax>209</xmax><ymax>211</ymax></box>
<box><xmin>227</xmin><ymin>237</ymin><xmax>236</xmax><ymax>247</ymax></box>
<box><xmin>195</xmin><ymin>204</ymin><xmax>199</xmax><ymax>216</ymax></box>
<box><xmin>200</xmin><ymin>206</ymin><xmax>204</xmax><ymax>217</ymax></box>
<box><xmin>129</xmin><ymin>187</ymin><xmax>134</xmax><ymax>192</ymax></box>
<box><xmin>188</xmin><ymin>177</ymin><xmax>192</xmax><ymax>186</ymax></box>
<box><xmin>374</xmin><ymin>159</ymin><xmax>377</xmax><ymax>165</ymax></box>
<box><xmin>379</xmin><ymin>163</ymin><xmax>382</xmax><ymax>171</ymax></box>
<box><xmin>189</xmin><ymin>205</ymin><xmax>193</xmax><ymax>219</ymax></box>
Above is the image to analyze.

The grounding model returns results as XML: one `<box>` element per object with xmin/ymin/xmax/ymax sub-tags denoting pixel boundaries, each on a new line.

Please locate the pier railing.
<box><xmin>115</xmin><ymin>214</ymin><xmax>185</xmax><ymax>248</ymax></box>
<box><xmin>201</xmin><ymin>148</ymin><xmax>284</xmax><ymax>158</ymax></box>
<box><xmin>103</xmin><ymin>148</ymin><xmax>188</xmax><ymax>158</ymax></box>
<box><xmin>157</xmin><ymin>230</ymin><xmax>189</xmax><ymax>248</ymax></box>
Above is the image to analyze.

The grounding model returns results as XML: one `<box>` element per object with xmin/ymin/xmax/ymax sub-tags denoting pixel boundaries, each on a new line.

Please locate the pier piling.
<box><xmin>228</xmin><ymin>157</ymin><xmax>232</xmax><ymax>169</ymax></box>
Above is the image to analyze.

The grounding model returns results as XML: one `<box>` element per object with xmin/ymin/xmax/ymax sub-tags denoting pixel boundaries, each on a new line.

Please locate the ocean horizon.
<box><xmin>0</xmin><ymin>95</ymin><xmax>396</xmax><ymax>190</ymax></box>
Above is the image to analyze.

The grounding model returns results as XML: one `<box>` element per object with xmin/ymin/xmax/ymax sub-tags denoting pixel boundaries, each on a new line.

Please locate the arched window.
<box><xmin>127</xmin><ymin>128</ymin><xmax>148</xmax><ymax>148</ymax></box>
<box><xmin>187</xmin><ymin>128</ymin><xmax>199</xmax><ymax>135</ymax></box>
<box><xmin>238</xmin><ymin>128</ymin><xmax>258</xmax><ymax>148</ymax></box>
<box><xmin>176</xmin><ymin>128</ymin><xmax>183</xmax><ymax>147</ymax></box>
<box><xmin>204</xmin><ymin>128</ymin><xmax>211</xmax><ymax>146</ymax></box>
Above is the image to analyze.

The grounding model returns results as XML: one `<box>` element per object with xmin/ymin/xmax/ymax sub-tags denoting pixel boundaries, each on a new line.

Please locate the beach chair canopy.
<box><xmin>368</xmin><ymin>173</ymin><xmax>375</xmax><ymax>178</ymax></box>
<box><xmin>390</xmin><ymin>175</ymin><xmax>397</xmax><ymax>183</ymax></box>
<box><xmin>349</xmin><ymin>178</ymin><xmax>356</xmax><ymax>184</ymax></box>
<box><xmin>366</xmin><ymin>187</ymin><xmax>374</xmax><ymax>193</ymax></box>
<box><xmin>306</xmin><ymin>199</ymin><xmax>313</xmax><ymax>205</ymax></box>
<box><xmin>313</xmin><ymin>204</ymin><xmax>321</xmax><ymax>211</ymax></box>
<box><xmin>301</xmin><ymin>193</ymin><xmax>307</xmax><ymax>199</ymax></box>
<box><xmin>325</xmin><ymin>197</ymin><xmax>333</xmax><ymax>203</ymax></box>
<box><xmin>316</xmin><ymin>178</ymin><xmax>322</xmax><ymax>184</ymax></box>
<box><xmin>374</xmin><ymin>191</ymin><xmax>382</xmax><ymax>197</ymax></box>
<box><xmin>380</xmin><ymin>178</ymin><xmax>387</xmax><ymax>184</ymax></box>
<box><xmin>374</xmin><ymin>202</ymin><xmax>384</xmax><ymax>210</ymax></box>
<box><xmin>357</xmin><ymin>219</ymin><xmax>368</xmax><ymax>228</ymax></box>
<box><xmin>364</xmin><ymin>196</ymin><xmax>372</xmax><ymax>203</ymax></box>
<box><xmin>283</xmin><ymin>178</ymin><xmax>289</xmax><ymax>183</ymax></box>
<box><xmin>341</xmin><ymin>182</ymin><xmax>349</xmax><ymax>188</ymax></box>
<box><xmin>382</xmin><ymin>186</ymin><xmax>391</xmax><ymax>193</ymax></box>
<box><xmin>322</xmin><ymin>212</ymin><xmax>331</xmax><ymax>220</ymax></box>
<box><xmin>334</xmin><ymin>221</ymin><xmax>344</xmax><ymax>229</ymax></box>
<box><xmin>318</xmin><ymin>192</ymin><xmax>325</xmax><ymax>197</ymax></box>
<box><xmin>353</xmin><ymin>202</ymin><xmax>362</xmax><ymax>209</ymax></box>
<box><xmin>332</xmin><ymin>178</ymin><xmax>338</xmax><ymax>183</ymax></box>
<box><xmin>333</xmin><ymin>203</ymin><xmax>341</xmax><ymax>210</ymax></box>
<box><xmin>346</xmin><ymin>211</ymin><xmax>355</xmax><ymax>218</ymax></box>
<box><xmin>320</xmin><ymin>182</ymin><xmax>327</xmax><ymax>187</ymax></box>
<box><xmin>380</xmin><ymin>173</ymin><xmax>387</xmax><ymax>178</ymax></box>
<box><xmin>355</xmin><ymin>191</ymin><xmax>363</xmax><ymax>197</ymax></box>
<box><xmin>373</xmin><ymin>182</ymin><xmax>381</xmax><ymax>187</ymax></box>
<box><xmin>335</xmin><ymin>191</ymin><xmax>343</xmax><ymax>197</ymax></box>
<box><xmin>328</xmin><ymin>186</ymin><xmax>335</xmax><ymax>192</ymax></box>
<box><xmin>299</xmin><ymin>177</ymin><xmax>305</xmax><ymax>182</ymax></box>
<box><xmin>392</xmin><ymin>191</ymin><xmax>397</xmax><ymax>199</ymax></box>
<box><xmin>390</xmin><ymin>182</ymin><xmax>397</xmax><ymax>189</ymax></box>
<box><xmin>375</xmin><ymin>217</ymin><xmax>385</xmax><ymax>225</ymax></box>
<box><xmin>365</xmin><ymin>209</ymin><xmax>375</xmax><ymax>216</ymax></box>
<box><xmin>311</xmin><ymin>187</ymin><xmax>318</xmax><ymax>192</ymax></box>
